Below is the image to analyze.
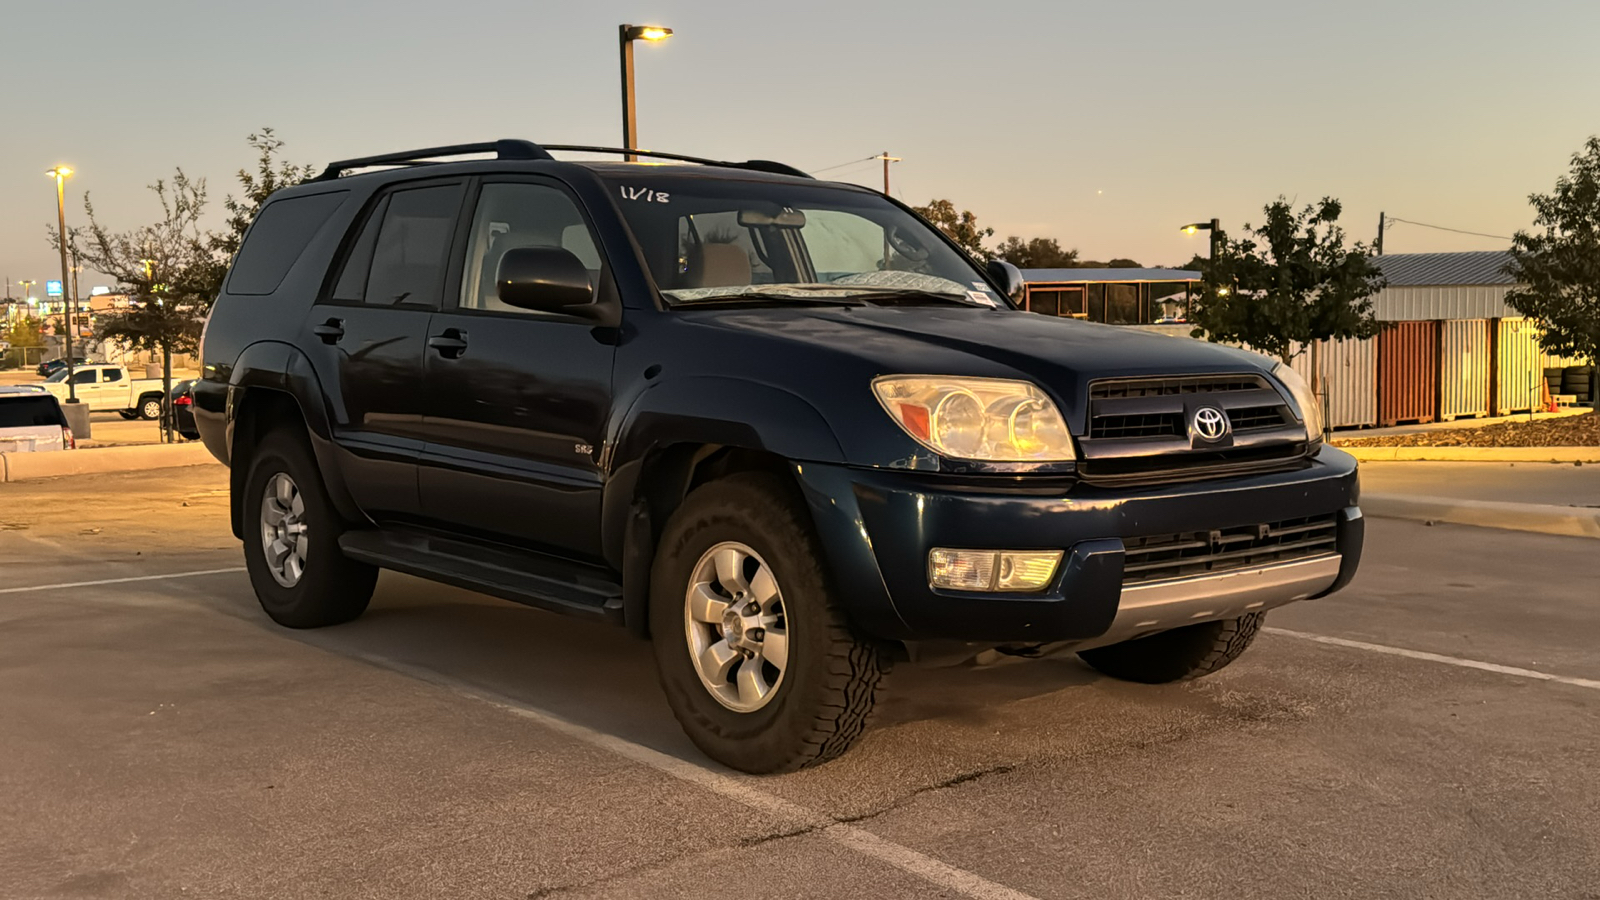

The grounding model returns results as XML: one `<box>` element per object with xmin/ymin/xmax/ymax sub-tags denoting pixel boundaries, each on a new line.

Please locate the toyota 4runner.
<box><xmin>195</xmin><ymin>139</ymin><xmax>1363</xmax><ymax>773</ymax></box>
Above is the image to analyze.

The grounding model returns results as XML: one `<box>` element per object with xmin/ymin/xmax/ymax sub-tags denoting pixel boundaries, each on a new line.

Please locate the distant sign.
<box><xmin>46</xmin><ymin>280</ymin><xmax>63</xmax><ymax>297</ymax></box>
<box><xmin>90</xmin><ymin>285</ymin><xmax>111</xmax><ymax>296</ymax></box>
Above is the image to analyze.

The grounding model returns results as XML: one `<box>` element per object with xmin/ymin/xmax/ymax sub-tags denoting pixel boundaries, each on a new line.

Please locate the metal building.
<box><xmin>1368</xmin><ymin>251</ymin><xmax>1516</xmax><ymax>320</ymax></box>
<box><xmin>1020</xmin><ymin>268</ymin><xmax>1199</xmax><ymax>325</ymax></box>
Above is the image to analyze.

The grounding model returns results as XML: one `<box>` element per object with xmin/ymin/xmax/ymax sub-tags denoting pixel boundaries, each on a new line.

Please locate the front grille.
<box><xmin>1227</xmin><ymin>406</ymin><xmax>1290</xmax><ymax>431</ymax></box>
<box><xmin>1121</xmin><ymin>514</ymin><xmax>1339</xmax><ymax>585</ymax></box>
<box><xmin>1090</xmin><ymin>375</ymin><xmax>1267</xmax><ymax>400</ymax></box>
<box><xmin>1092</xmin><ymin>412</ymin><xmax>1185</xmax><ymax>439</ymax></box>
<box><xmin>1087</xmin><ymin>374</ymin><xmax>1290</xmax><ymax>440</ymax></box>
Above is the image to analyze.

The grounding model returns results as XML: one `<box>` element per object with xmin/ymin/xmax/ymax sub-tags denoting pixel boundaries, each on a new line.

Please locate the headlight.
<box><xmin>872</xmin><ymin>375</ymin><xmax>1076</xmax><ymax>461</ymax></box>
<box><xmin>1271</xmin><ymin>362</ymin><xmax>1323</xmax><ymax>440</ymax></box>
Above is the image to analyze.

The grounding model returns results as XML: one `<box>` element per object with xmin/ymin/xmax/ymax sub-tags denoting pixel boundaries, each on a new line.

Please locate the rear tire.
<box><xmin>650</xmin><ymin>473</ymin><xmax>887</xmax><ymax>773</ymax></box>
<box><xmin>1078</xmin><ymin>613</ymin><xmax>1263</xmax><ymax>684</ymax></box>
<box><xmin>241</xmin><ymin>430</ymin><xmax>377</xmax><ymax>628</ymax></box>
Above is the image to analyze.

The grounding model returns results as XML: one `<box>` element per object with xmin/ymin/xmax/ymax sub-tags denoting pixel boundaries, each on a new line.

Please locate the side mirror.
<box><xmin>986</xmin><ymin>259</ymin><xmax>1026</xmax><ymax>304</ymax></box>
<box><xmin>496</xmin><ymin>247</ymin><xmax>595</xmax><ymax>312</ymax></box>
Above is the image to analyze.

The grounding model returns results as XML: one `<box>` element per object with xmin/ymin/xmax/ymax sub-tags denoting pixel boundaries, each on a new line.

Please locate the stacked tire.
<box><xmin>1563</xmin><ymin>366</ymin><xmax>1594</xmax><ymax>407</ymax></box>
<box><xmin>1545</xmin><ymin>368</ymin><xmax>1566</xmax><ymax>399</ymax></box>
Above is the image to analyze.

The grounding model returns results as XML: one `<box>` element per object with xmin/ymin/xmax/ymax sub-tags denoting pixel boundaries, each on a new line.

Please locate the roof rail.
<box><xmin>314</xmin><ymin>139</ymin><xmax>553</xmax><ymax>181</ymax></box>
<box><xmin>539</xmin><ymin>145</ymin><xmax>812</xmax><ymax>179</ymax></box>
<box><xmin>311</xmin><ymin>139</ymin><xmax>812</xmax><ymax>181</ymax></box>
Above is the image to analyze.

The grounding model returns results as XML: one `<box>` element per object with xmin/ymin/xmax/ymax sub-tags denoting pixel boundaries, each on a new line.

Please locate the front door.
<box><xmin>305</xmin><ymin>178</ymin><xmax>467</xmax><ymax>522</ymax></box>
<box><xmin>416</xmin><ymin>178</ymin><xmax>616</xmax><ymax>560</ymax></box>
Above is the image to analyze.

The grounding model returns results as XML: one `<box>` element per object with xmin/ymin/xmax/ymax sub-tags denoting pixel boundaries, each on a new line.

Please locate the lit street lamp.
<box><xmin>619</xmin><ymin>23</ymin><xmax>673</xmax><ymax>162</ymax></box>
<box><xmin>1180</xmin><ymin>218</ymin><xmax>1222</xmax><ymax>260</ymax></box>
<box><xmin>47</xmin><ymin>166</ymin><xmax>79</xmax><ymax>401</ymax></box>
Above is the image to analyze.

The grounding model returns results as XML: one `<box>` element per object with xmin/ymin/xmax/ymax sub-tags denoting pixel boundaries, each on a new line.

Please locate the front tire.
<box><xmin>138</xmin><ymin>396</ymin><xmax>163</xmax><ymax>420</ymax></box>
<box><xmin>1078</xmin><ymin>613</ymin><xmax>1263</xmax><ymax>684</ymax></box>
<box><xmin>650</xmin><ymin>473</ymin><xmax>887</xmax><ymax>774</ymax></box>
<box><xmin>241</xmin><ymin>430</ymin><xmax>377</xmax><ymax>628</ymax></box>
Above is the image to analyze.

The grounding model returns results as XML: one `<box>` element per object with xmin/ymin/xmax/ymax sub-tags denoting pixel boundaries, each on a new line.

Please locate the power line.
<box><xmin>809</xmin><ymin>155</ymin><xmax>879</xmax><ymax>173</ymax></box>
<box><xmin>1388</xmin><ymin>217</ymin><xmax>1510</xmax><ymax>241</ymax></box>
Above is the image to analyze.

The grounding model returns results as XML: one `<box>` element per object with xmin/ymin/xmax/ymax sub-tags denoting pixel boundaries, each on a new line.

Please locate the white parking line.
<box><xmin>0</xmin><ymin>567</ymin><xmax>246</xmax><ymax>595</ymax></box>
<box><xmin>359</xmin><ymin>654</ymin><xmax>1039</xmax><ymax>900</ymax></box>
<box><xmin>1265</xmin><ymin>627</ymin><xmax>1600</xmax><ymax>691</ymax></box>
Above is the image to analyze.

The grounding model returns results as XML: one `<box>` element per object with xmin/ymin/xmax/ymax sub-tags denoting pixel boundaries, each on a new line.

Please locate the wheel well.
<box><xmin>623</xmin><ymin>444</ymin><xmax>800</xmax><ymax>638</ymax></box>
<box><xmin>228</xmin><ymin>389</ymin><xmax>310</xmax><ymax>539</ymax></box>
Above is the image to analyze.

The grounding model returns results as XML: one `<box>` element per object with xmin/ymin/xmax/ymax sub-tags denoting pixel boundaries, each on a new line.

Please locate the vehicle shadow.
<box><xmin>217</xmin><ymin>570</ymin><xmax>1110</xmax><ymax>765</ymax></box>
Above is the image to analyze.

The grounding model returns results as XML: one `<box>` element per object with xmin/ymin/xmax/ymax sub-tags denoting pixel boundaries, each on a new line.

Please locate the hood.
<box><xmin>684</xmin><ymin>306</ymin><xmax>1275</xmax><ymax>428</ymax></box>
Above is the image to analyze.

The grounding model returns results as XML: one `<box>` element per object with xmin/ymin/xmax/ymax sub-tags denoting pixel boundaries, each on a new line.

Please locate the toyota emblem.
<box><xmin>1192</xmin><ymin>406</ymin><xmax>1229</xmax><ymax>441</ymax></box>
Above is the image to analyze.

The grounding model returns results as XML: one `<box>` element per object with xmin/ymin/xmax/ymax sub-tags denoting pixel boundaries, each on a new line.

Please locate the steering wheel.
<box><xmin>886</xmin><ymin>226</ymin><xmax>930</xmax><ymax>262</ymax></box>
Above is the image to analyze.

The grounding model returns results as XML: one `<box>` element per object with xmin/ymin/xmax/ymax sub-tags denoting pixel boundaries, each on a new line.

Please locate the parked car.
<box><xmin>40</xmin><ymin>364</ymin><xmax>169</xmax><ymax>420</ymax></box>
<box><xmin>0</xmin><ymin>385</ymin><xmax>74</xmax><ymax>452</ymax></box>
<box><xmin>36</xmin><ymin>357</ymin><xmax>89</xmax><ymax>378</ymax></box>
<box><xmin>169</xmin><ymin>378</ymin><xmax>199</xmax><ymax>440</ymax></box>
<box><xmin>195</xmin><ymin>138</ymin><xmax>1363</xmax><ymax>773</ymax></box>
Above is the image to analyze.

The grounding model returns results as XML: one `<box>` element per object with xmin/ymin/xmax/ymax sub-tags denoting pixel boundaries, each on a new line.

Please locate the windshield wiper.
<box><xmin>825</xmin><ymin>288</ymin><xmax>997</xmax><ymax>308</ymax></box>
<box><xmin>667</xmin><ymin>291</ymin><xmax>866</xmax><ymax>308</ymax></box>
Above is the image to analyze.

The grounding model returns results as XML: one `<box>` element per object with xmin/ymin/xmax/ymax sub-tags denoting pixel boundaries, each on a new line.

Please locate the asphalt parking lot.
<box><xmin>3</xmin><ymin>468</ymin><xmax>1598</xmax><ymax>899</ymax></box>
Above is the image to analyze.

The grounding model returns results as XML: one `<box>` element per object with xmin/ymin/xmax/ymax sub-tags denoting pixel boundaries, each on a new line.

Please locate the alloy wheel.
<box><xmin>684</xmin><ymin>541</ymin><xmax>790</xmax><ymax>712</ymax></box>
<box><xmin>260</xmin><ymin>473</ymin><xmax>309</xmax><ymax>588</ymax></box>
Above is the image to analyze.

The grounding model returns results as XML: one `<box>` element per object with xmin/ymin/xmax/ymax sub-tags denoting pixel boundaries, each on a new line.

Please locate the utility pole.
<box><xmin>874</xmin><ymin>151</ymin><xmax>901</xmax><ymax>195</ymax></box>
<box><xmin>1376</xmin><ymin>211</ymin><xmax>1385</xmax><ymax>255</ymax></box>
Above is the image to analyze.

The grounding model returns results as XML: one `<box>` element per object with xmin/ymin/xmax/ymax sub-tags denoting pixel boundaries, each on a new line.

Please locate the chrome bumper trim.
<box><xmin>1076</xmin><ymin>553</ymin><xmax>1343</xmax><ymax>651</ymax></box>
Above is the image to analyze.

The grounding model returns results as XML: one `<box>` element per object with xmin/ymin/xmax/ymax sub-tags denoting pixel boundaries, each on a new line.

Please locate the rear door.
<box><xmin>304</xmin><ymin>179</ymin><xmax>468</xmax><ymax>522</ymax></box>
<box><xmin>415</xmin><ymin>177</ymin><xmax>617</xmax><ymax>559</ymax></box>
<box><xmin>96</xmin><ymin>367</ymin><xmax>130</xmax><ymax>410</ymax></box>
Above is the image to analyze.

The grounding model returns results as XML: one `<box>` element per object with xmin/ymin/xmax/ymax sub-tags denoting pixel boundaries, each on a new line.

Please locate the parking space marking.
<box><xmin>1266</xmin><ymin>627</ymin><xmax>1600</xmax><ymax>691</ymax></box>
<box><xmin>358</xmin><ymin>653</ymin><xmax>1040</xmax><ymax>900</ymax></box>
<box><xmin>0</xmin><ymin>567</ymin><xmax>246</xmax><ymax>595</ymax></box>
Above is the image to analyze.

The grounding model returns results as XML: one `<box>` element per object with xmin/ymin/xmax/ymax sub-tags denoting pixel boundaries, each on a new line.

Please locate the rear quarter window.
<box><xmin>0</xmin><ymin>396</ymin><xmax>67</xmax><ymax>428</ymax></box>
<box><xmin>227</xmin><ymin>191</ymin><xmax>350</xmax><ymax>296</ymax></box>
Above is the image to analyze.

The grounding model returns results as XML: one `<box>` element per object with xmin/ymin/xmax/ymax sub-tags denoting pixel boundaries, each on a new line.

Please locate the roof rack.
<box><xmin>314</xmin><ymin>139</ymin><xmax>552</xmax><ymax>181</ymax></box>
<box><xmin>312</xmin><ymin>139</ymin><xmax>812</xmax><ymax>181</ymax></box>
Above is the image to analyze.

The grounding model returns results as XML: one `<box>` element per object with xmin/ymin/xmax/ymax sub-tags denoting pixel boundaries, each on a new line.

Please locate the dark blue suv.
<box><xmin>195</xmin><ymin>140</ymin><xmax>1362</xmax><ymax>772</ymax></box>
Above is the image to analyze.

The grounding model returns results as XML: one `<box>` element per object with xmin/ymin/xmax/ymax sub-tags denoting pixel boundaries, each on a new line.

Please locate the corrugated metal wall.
<box><xmin>1439</xmin><ymin>320</ymin><xmax>1491</xmax><ymax>419</ymax></box>
<box><xmin>1289</xmin><ymin>337</ymin><xmax>1378</xmax><ymax>428</ymax></box>
<box><xmin>1379</xmin><ymin>322</ymin><xmax>1439</xmax><ymax>426</ymax></box>
<box><xmin>1373</xmin><ymin>285</ymin><xmax>1515</xmax><ymax>322</ymax></box>
<box><xmin>1496</xmin><ymin>318</ymin><xmax>1545</xmax><ymax>414</ymax></box>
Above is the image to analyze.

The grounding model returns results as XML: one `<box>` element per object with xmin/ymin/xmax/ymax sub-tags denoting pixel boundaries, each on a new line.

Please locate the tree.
<box><xmin>911</xmin><ymin>199</ymin><xmax>994</xmax><ymax>260</ymax></box>
<box><xmin>1504</xmin><ymin>136</ymin><xmax>1600</xmax><ymax>389</ymax></box>
<box><xmin>74</xmin><ymin>172</ymin><xmax>213</xmax><ymax>442</ymax></box>
<box><xmin>992</xmin><ymin>236</ymin><xmax>1079</xmax><ymax>268</ymax></box>
<box><xmin>1188</xmin><ymin>197</ymin><xmax>1384</xmax><ymax>369</ymax></box>
<box><xmin>3</xmin><ymin>316</ymin><xmax>45</xmax><ymax>368</ymax></box>
<box><xmin>195</xmin><ymin>128</ymin><xmax>317</xmax><ymax>298</ymax></box>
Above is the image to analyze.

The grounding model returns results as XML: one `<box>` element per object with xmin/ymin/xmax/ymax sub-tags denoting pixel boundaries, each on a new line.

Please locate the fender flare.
<box><xmin>226</xmin><ymin>341</ymin><xmax>363</xmax><ymax>533</ymax></box>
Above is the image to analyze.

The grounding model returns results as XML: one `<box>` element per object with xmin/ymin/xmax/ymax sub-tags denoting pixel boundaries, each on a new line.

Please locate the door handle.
<box><xmin>428</xmin><ymin>329</ymin><xmax>468</xmax><ymax>359</ymax></box>
<box><xmin>313</xmin><ymin>318</ymin><xmax>345</xmax><ymax>344</ymax></box>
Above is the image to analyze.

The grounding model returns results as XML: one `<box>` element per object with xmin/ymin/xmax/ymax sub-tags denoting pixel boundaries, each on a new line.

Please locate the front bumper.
<box><xmin>794</xmin><ymin>445</ymin><xmax>1362</xmax><ymax>644</ymax></box>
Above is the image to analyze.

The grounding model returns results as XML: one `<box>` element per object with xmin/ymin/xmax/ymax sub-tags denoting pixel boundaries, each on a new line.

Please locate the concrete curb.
<box><xmin>1339</xmin><ymin>446</ymin><xmax>1600</xmax><ymax>462</ymax></box>
<box><xmin>0</xmin><ymin>443</ymin><xmax>218</xmax><ymax>483</ymax></box>
<box><xmin>1364</xmin><ymin>493</ymin><xmax>1600</xmax><ymax>540</ymax></box>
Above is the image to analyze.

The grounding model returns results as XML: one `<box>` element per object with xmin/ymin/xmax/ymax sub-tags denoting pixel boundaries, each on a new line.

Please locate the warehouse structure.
<box><xmin>1020</xmin><ymin>252</ymin><xmax>1592</xmax><ymax>429</ymax></box>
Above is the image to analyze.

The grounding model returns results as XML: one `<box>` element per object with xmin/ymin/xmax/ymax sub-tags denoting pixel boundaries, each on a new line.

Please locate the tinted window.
<box><xmin>460</xmin><ymin>183</ymin><xmax>601</xmax><ymax>313</ymax></box>
<box><xmin>363</xmin><ymin>184</ymin><xmax>464</xmax><ymax>307</ymax></box>
<box><xmin>0</xmin><ymin>396</ymin><xmax>66</xmax><ymax>427</ymax></box>
<box><xmin>71</xmin><ymin>370</ymin><xmax>96</xmax><ymax>385</ymax></box>
<box><xmin>331</xmin><ymin>196</ymin><xmax>388</xmax><ymax>302</ymax></box>
<box><xmin>227</xmin><ymin>192</ymin><xmax>349</xmax><ymax>295</ymax></box>
<box><xmin>103</xmin><ymin>368</ymin><xmax>123</xmax><ymax>382</ymax></box>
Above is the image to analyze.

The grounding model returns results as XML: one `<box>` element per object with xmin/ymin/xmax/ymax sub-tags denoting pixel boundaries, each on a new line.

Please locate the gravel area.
<box><xmin>1336</xmin><ymin>412</ymin><xmax>1599</xmax><ymax>448</ymax></box>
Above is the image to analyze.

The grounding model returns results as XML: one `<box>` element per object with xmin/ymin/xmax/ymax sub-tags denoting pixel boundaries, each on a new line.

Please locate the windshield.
<box><xmin>601</xmin><ymin>175</ymin><xmax>1006</xmax><ymax>307</ymax></box>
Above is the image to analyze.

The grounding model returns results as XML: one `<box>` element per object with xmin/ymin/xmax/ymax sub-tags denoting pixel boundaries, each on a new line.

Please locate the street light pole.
<box><xmin>618</xmin><ymin>24</ymin><xmax>672</xmax><ymax>162</ymax></box>
<box><xmin>47</xmin><ymin>166</ymin><xmax>76</xmax><ymax>401</ymax></box>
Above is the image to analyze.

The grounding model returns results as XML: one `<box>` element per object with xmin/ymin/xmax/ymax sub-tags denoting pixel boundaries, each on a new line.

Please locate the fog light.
<box><xmin>929</xmin><ymin>549</ymin><xmax>1063</xmax><ymax>592</ymax></box>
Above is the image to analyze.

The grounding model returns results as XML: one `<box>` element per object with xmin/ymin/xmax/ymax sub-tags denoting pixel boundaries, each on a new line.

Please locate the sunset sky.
<box><xmin>3</xmin><ymin>0</ymin><xmax>1597</xmax><ymax>293</ymax></box>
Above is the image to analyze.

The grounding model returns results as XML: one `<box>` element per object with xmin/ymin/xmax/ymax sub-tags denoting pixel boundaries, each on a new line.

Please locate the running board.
<box><xmin>338</xmin><ymin>529</ymin><xmax>624</xmax><ymax>624</ymax></box>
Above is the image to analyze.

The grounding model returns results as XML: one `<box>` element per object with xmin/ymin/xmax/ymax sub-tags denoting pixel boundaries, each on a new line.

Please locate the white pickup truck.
<box><xmin>41</xmin><ymin>364</ymin><xmax>170</xmax><ymax>420</ymax></box>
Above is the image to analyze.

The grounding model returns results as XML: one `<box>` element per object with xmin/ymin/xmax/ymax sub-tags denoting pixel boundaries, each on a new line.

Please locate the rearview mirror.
<box><xmin>736</xmin><ymin>208</ymin><xmax>807</xmax><ymax>228</ymax></box>
<box><xmin>497</xmin><ymin>247</ymin><xmax>595</xmax><ymax>312</ymax></box>
<box><xmin>986</xmin><ymin>259</ymin><xmax>1025</xmax><ymax>303</ymax></box>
